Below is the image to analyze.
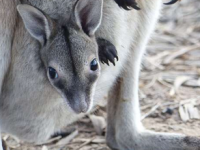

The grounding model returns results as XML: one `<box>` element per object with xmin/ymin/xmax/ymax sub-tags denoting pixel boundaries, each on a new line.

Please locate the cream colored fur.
<box><xmin>0</xmin><ymin>0</ymin><xmax>200</xmax><ymax>150</ymax></box>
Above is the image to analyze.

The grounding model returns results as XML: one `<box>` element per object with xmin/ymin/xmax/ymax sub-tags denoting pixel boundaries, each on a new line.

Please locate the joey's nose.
<box><xmin>67</xmin><ymin>92</ymin><xmax>89</xmax><ymax>114</ymax></box>
<box><xmin>73</xmin><ymin>99</ymin><xmax>88</xmax><ymax>113</ymax></box>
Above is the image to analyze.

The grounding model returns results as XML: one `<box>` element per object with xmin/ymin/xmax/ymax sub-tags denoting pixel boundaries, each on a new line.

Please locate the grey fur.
<box><xmin>0</xmin><ymin>0</ymin><xmax>200</xmax><ymax>150</ymax></box>
<box><xmin>17</xmin><ymin>2</ymin><xmax>102</xmax><ymax>114</ymax></box>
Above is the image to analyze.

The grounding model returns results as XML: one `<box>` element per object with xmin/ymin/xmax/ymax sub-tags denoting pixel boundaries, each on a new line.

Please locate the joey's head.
<box><xmin>17</xmin><ymin>0</ymin><xmax>103</xmax><ymax>114</ymax></box>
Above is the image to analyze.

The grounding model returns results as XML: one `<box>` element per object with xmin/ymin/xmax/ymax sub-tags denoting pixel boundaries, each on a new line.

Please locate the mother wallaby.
<box><xmin>1</xmin><ymin>0</ymin><xmax>200</xmax><ymax>150</ymax></box>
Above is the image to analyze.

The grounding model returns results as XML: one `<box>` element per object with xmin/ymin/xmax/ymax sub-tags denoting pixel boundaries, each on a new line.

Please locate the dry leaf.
<box><xmin>170</xmin><ymin>76</ymin><xmax>191</xmax><ymax>96</ymax></box>
<box><xmin>42</xmin><ymin>146</ymin><xmax>48</xmax><ymax>150</ymax></box>
<box><xmin>56</xmin><ymin>130</ymin><xmax>78</xmax><ymax>146</ymax></box>
<box><xmin>163</xmin><ymin>44</ymin><xmax>200</xmax><ymax>65</ymax></box>
<box><xmin>36</xmin><ymin>136</ymin><xmax>62</xmax><ymax>146</ymax></box>
<box><xmin>92</xmin><ymin>137</ymin><xmax>106</xmax><ymax>144</ymax></box>
<box><xmin>89</xmin><ymin>115</ymin><xmax>106</xmax><ymax>135</ymax></box>
<box><xmin>179</xmin><ymin>105</ymin><xmax>189</xmax><ymax>122</ymax></box>
<box><xmin>179</xmin><ymin>100</ymin><xmax>200</xmax><ymax>122</ymax></box>
<box><xmin>186</xmin><ymin>102</ymin><xmax>200</xmax><ymax>119</ymax></box>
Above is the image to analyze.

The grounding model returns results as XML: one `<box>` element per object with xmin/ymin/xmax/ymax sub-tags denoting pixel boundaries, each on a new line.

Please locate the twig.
<box><xmin>75</xmin><ymin>137</ymin><xmax>96</xmax><ymax>150</ymax></box>
<box><xmin>141</xmin><ymin>104</ymin><xmax>161</xmax><ymax>120</ymax></box>
<box><xmin>163</xmin><ymin>44</ymin><xmax>200</xmax><ymax>65</ymax></box>
<box><xmin>55</xmin><ymin>130</ymin><xmax>78</xmax><ymax>146</ymax></box>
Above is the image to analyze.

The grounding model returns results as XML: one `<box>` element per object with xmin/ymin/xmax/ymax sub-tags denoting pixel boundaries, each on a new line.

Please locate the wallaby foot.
<box><xmin>106</xmin><ymin>71</ymin><xmax>200</xmax><ymax>150</ymax></box>
<box><xmin>114</xmin><ymin>0</ymin><xmax>140</xmax><ymax>10</ymax></box>
<box><xmin>107</xmin><ymin>121</ymin><xmax>200</xmax><ymax>150</ymax></box>
<box><xmin>114</xmin><ymin>129</ymin><xmax>200</xmax><ymax>150</ymax></box>
<box><xmin>97</xmin><ymin>38</ymin><xmax>118</xmax><ymax>66</ymax></box>
<box><xmin>106</xmin><ymin>78</ymin><xmax>121</xmax><ymax>150</ymax></box>
<box><xmin>106</xmin><ymin>132</ymin><xmax>119</xmax><ymax>150</ymax></box>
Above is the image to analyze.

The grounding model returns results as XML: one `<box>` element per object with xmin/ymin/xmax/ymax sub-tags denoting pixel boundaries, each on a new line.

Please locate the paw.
<box><xmin>97</xmin><ymin>38</ymin><xmax>118</xmax><ymax>66</ymax></box>
<box><xmin>114</xmin><ymin>0</ymin><xmax>140</xmax><ymax>10</ymax></box>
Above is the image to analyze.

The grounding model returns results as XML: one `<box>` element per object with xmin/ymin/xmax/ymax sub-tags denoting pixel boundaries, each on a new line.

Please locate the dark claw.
<box><xmin>114</xmin><ymin>0</ymin><xmax>140</xmax><ymax>10</ymax></box>
<box><xmin>102</xmin><ymin>56</ymin><xmax>110</xmax><ymax>66</ymax></box>
<box><xmin>110</xmin><ymin>48</ymin><xmax>119</xmax><ymax>61</ymax></box>
<box><xmin>105</xmin><ymin>60</ymin><xmax>110</xmax><ymax>66</ymax></box>
<box><xmin>105</xmin><ymin>50</ymin><xmax>117</xmax><ymax>66</ymax></box>
<box><xmin>97</xmin><ymin>38</ymin><xmax>118</xmax><ymax>66</ymax></box>
<box><xmin>164</xmin><ymin>0</ymin><xmax>179</xmax><ymax>5</ymax></box>
<box><xmin>100</xmin><ymin>55</ymin><xmax>110</xmax><ymax>66</ymax></box>
<box><xmin>116</xmin><ymin>56</ymin><xmax>119</xmax><ymax>61</ymax></box>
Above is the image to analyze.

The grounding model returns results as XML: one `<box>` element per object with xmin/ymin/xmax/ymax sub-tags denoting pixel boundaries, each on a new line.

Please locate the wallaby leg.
<box><xmin>106</xmin><ymin>78</ymin><xmax>121</xmax><ymax>150</ymax></box>
<box><xmin>107</xmin><ymin>45</ymin><xmax>200</xmax><ymax>150</ymax></box>
<box><xmin>106</xmin><ymin>0</ymin><xmax>200</xmax><ymax>149</ymax></box>
<box><xmin>106</xmin><ymin>51</ymin><xmax>144</xmax><ymax>150</ymax></box>
<box><xmin>111</xmin><ymin>54</ymin><xmax>200</xmax><ymax>150</ymax></box>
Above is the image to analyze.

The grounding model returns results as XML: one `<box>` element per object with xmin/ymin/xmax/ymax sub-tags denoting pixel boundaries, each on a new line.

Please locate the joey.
<box><xmin>17</xmin><ymin>0</ymin><xmax>117</xmax><ymax>115</ymax></box>
<box><xmin>17</xmin><ymin>1</ymin><xmax>104</xmax><ymax>113</ymax></box>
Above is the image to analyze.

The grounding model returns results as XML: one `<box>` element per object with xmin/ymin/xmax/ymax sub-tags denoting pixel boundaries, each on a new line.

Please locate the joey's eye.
<box><xmin>90</xmin><ymin>58</ymin><xmax>98</xmax><ymax>71</ymax></box>
<box><xmin>48</xmin><ymin>67</ymin><xmax>58</xmax><ymax>79</ymax></box>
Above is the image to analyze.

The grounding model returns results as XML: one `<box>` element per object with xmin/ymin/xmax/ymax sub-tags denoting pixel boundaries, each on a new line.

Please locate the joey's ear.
<box><xmin>74</xmin><ymin>0</ymin><xmax>103</xmax><ymax>36</ymax></box>
<box><xmin>17</xmin><ymin>4</ymin><xmax>52</xmax><ymax>45</ymax></box>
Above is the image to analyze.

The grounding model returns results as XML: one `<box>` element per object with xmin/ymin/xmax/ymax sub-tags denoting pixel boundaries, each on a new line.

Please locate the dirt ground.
<box><xmin>2</xmin><ymin>0</ymin><xmax>200</xmax><ymax>149</ymax></box>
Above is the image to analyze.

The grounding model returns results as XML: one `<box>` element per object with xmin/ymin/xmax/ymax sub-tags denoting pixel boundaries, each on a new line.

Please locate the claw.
<box><xmin>114</xmin><ymin>0</ymin><xmax>140</xmax><ymax>10</ymax></box>
<box><xmin>116</xmin><ymin>56</ymin><xmax>119</xmax><ymax>61</ymax></box>
<box><xmin>106</xmin><ymin>61</ymin><xmax>110</xmax><ymax>66</ymax></box>
<box><xmin>126</xmin><ymin>4</ymin><xmax>140</xmax><ymax>10</ymax></box>
<box><xmin>130</xmin><ymin>2</ymin><xmax>140</xmax><ymax>10</ymax></box>
<box><xmin>109</xmin><ymin>57</ymin><xmax>117</xmax><ymax>66</ymax></box>
<box><xmin>104</xmin><ymin>59</ymin><xmax>110</xmax><ymax>66</ymax></box>
<box><xmin>164</xmin><ymin>0</ymin><xmax>179</xmax><ymax>5</ymax></box>
<box><xmin>110</xmin><ymin>49</ymin><xmax>119</xmax><ymax>61</ymax></box>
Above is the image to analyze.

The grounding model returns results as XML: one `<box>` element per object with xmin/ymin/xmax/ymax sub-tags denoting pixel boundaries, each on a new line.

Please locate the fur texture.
<box><xmin>17</xmin><ymin>1</ymin><xmax>103</xmax><ymax>114</ymax></box>
<box><xmin>0</xmin><ymin>0</ymin><xmax>200</xmax><ymax>150</ymax></box>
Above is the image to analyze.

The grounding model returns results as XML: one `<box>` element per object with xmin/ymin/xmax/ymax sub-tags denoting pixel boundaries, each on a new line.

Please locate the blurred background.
<box><xmin>2</xmin><ymin>0</ymin><xmax>200</xmax><ymax>149</ymax></box>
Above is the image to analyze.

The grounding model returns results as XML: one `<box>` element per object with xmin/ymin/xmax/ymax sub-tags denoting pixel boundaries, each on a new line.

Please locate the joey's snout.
<box><xmin>65</xmin><ymin>91</ymin><xmax>91</xmax><ymax>114</ymax></box>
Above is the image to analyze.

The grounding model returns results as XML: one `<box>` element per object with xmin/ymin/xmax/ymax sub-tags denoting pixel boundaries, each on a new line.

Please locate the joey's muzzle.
<box><xmin>65</xmin><ymin>92</ymin><xmax>91</xmax><ymax>114</ymax></box>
